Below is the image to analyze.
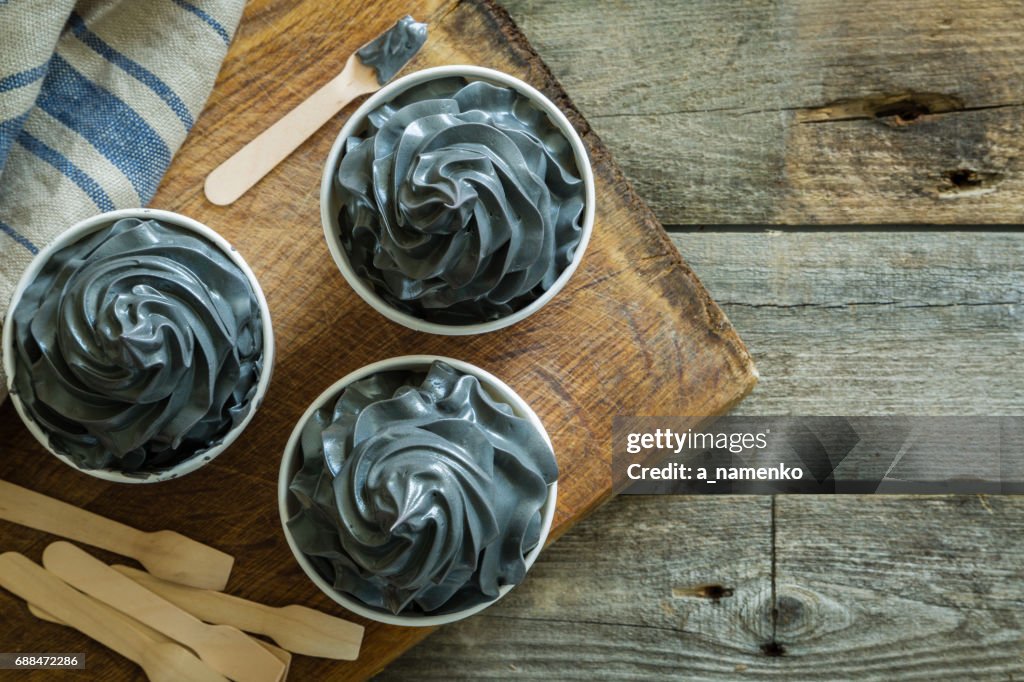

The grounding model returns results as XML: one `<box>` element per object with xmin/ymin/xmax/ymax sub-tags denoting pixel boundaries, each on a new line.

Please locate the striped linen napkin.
<box><xmin>0</xmin><ymin>0</ymin><xmax>246</xmax><ymax>403</ymax></box>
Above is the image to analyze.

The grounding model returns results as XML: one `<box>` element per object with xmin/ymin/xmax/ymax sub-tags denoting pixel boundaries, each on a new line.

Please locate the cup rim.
<box><xmin>1</xmin><ymin>207</ymin><xmax>275</xmax><ymax>484</ymax></box>
<box><xmin>277</xmin><ymin>354</ymin><xmax>558</xmax><ymax>627</ymax></box>
<box><xmin>320</xmin><ymin>64</ymin><xmax>596</xmax><ymax>336</ymax></box>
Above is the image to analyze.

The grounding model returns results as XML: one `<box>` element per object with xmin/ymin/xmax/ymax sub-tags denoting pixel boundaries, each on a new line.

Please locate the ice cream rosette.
<box><xmin>7</xmin><ymin>215</ymin><xmax>267</xmax><ymax>476</ymax></box>
<box><xmin>333</xmin><ymin>75</ymin><xmax>587</xmax><ymax>325</ymax></box>
<box><xmin>286</xmin><ymin>359</ymin><xmax>558</xmax><ymax>616</ymax></box>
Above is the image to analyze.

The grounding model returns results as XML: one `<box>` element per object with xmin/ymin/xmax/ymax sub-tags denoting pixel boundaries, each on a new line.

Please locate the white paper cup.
<box><xmin>1</xmin><ymin>208</ymin><xmax>275</xmax><ymax>483</ymax></box>
<box><xmin>321</xmin><ymin>65</ymin><xmax>596</xmax><ymax>335</ymax></box>
<box><xmin>278</xmin><ymin>354</ymin><xmax>558</xmax><ymax>626</ymax></box>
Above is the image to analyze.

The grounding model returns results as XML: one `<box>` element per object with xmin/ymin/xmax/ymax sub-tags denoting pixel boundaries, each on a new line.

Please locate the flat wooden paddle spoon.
<box><xmin>28</xmin><ymin>603</ymin><xmax>292</xmax><ymax>680</ymax></box>
<box><xmin>202</xmin><ymin>51</ymin><xmax>378</xmax><ymax>205</ymax></box>
<box><xmin>0</xmin><ymin>480</ymin><xmax>233</xmax><ymax>590</ymax></box>
<box><xmin>0</xmin><ymin>552</ymin><xmax>225</xmax><ymax>682</ymax></box>
<box><xmin>115</xmin><ymin>564</ymin><xmax>364</xmax><ymax>660</ymax></box>
<box><xmin>43</xmin><ymin>542</ymin><xmax>284</xmax><ymax>682</ymax></box>
<box><xmin>203</xmin><ymin>16</ymin><xmax>427</xmax><ymax>205</ymax></box>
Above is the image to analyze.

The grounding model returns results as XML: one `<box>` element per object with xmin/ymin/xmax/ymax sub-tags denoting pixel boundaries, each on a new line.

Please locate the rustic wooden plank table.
<box><xmin>381</xmin><ymin>1</ymin><xmax>1024</xmax><ymax>679</ymax></box>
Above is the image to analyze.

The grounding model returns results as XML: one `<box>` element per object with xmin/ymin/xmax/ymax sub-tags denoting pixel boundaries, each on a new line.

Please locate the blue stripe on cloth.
<box><xmin>170</xmin><ymin>0</ymin><xmax>231</xmax><ymax>45</ymax></box>
<box><xmin>17</xmin><ymin>132</ymin><xmax>117</xmax><ymax>212</ymax></box>
<box><xmin>66</xmin><ymin>13</ymin><xmax>195</xmax><ymax>130</ymax></box>
<box><xmin>36</xmin><ymin>54</ymin><xmax>171</xmax><ymax>202</ymax></box>
<box><xmin>0</xmin><ymin>110</ymin><xmax>31</xmax><ymax>166</ymax></box>
<box><xmin>0</xmin><ymin>63</ymin><xmax>49</xmax><ymax>93</ymax></box>
<box><xmin>0</xmin><ymin>219</ymin><xmax>39</xmax><ymax>255</ymax></box>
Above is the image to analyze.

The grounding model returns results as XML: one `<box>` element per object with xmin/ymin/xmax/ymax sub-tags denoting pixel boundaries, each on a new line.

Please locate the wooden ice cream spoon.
<box><xmin>113</xmin><ymin>564</ymin><xmax>363</xmax><ymax>660</ymax></box>
<box><xmin>42</xmin><ymin>542</ymin><xmax>284</xmax><ymax>682</ymax></box>
<box><xmin>0</xmin><ymin>480</ymin><xmax>234</xmax><ymax>590</ymax></box>
<box><xmin>204</xmin><ymin>15</ymin><xmax>428</xmax><ymax>205</ymax></box>
<box><xmin>0</xmin><ymin>552</ymin><xmax>225</xmax><ymax>682</ymax></box>
<box><xmin>28</xmin><ymin>602</ymin><xmax>292</xmax><ymax>680</ymax></box>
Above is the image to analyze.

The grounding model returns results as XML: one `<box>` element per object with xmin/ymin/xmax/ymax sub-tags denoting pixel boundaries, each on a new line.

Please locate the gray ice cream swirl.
<box><xmin>10</xmin><ymin>217</ymin><xmax>264</xmax><ymax>474</ymax></box>
<box><xmin>334</xmin><ymin>77</ymin><xmax>586</xmax><ymax>324</ymax></box>
<box><xmin>356</xmin><ymin>15</ymin><xmax>427</xmax><ymax>85</ymax></box>
<box><xmin>287</xmin><ymin>361</ymin><xmax>558</xmax><ymax>615</ymax></box>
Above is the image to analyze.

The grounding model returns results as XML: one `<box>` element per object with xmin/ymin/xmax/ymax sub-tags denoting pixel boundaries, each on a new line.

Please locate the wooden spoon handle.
<box><xmin>0</xmin><ymin>480</ymin><xmax>145</xmax><ymax>559</ymax></box>
<box><xmin>29</xmin><ymin>602</ymin><xmax>292</xmax><ymax>679</ymax></box>
<box><xmin>0</xmin><ymin>552</ymin><xmax>150</xmax><ymax>664</ymax></box>
<box><xmin>204</xmin><ymin>56</ymin><xmax>378</xmax><ymax>206</ymax></box>
<box><xmin>0</xmin><ymin>480</ymin><xmax>233</xmax><ymax>590</ymax></box>
<box><xmin>115</xmin><ymin>565</ymin><xmax>363</xmax><ymax>660</ymax></box>
<box><xmin>17</xmin><ymin>592</ymin><xmax>227</xmax><ymax>682</ymax></box>
<box><xmin>42</xmin><ymin>542</ymin><xmax>207</xmax><ymax>651</ymax></box>
<box><xmin>31</xmin><ymin>602</ymin><xmax>164</xmax><ymax>637</ymax></box>
<box><xmin>43</xmin><ymin>542</ymin><xmax>283</xmax><ymax>682</ymax></box>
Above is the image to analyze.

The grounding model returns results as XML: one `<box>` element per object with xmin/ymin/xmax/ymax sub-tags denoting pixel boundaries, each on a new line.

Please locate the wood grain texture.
<box><xmin>382</xmin><ymin>495</ymin><xmax>1024</xmax><ymax>680</ymax></box>
<box><xmin>501</xmin><ymin>0</ymin><xmax>1024</xmax><ymax>224</ymax></box>
<box><xmin>772</xmin><ymin>496</ymin><xmax>1024</xmax><ymax>678</ymax></box>
<box><xmin>382</xmin><ymin>496</ymin><xmax>775</xmax><ymax>680</ymax></box>
<box><xmin>671</xmin><ymin>230</ymin><xmax>1024</xmax><ymax>415</ymax></box>
<box><xmin>0</xmin><ymin>1</ymin><xmax>755</xmax><ymax>680</ymax></box>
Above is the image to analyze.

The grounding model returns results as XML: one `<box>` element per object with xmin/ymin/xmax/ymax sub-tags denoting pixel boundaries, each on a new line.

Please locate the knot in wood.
<box><xmin>773</xmin><ymin>584</ymin><xmax>853</xmax><ymax>642</ymax></box>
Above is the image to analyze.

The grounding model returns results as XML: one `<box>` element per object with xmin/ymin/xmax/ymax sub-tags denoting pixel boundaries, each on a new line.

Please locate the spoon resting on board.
<box><xmin>113</xmin><ymin>564</ymin><xmax>363</xmax><ymax>660</ymax></box>
<box><xmin>27</xmin><ymin>602</ymin><xmax>292</xmax><ymax>679</ymax></box>
<box><xmin>42</xmin><ymin>542</ymin><xmax>285</xmax><ymax>682</ymax></box>
<box><xmin>0</xmin><ymin>552</ymin><xmax>225</xmax><ymax>682</ymax></box>
<box><xmin>204</xmin><ymin>15</ymin><xmax>428</xmax><ymax>206</ymax></box>
<box><xmin>0</xmin><ymin>479</ymin><xmax>233</xmax><ymax>590</ymax></box>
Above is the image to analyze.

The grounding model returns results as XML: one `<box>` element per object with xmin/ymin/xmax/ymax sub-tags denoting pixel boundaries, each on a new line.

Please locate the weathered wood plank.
<box><xmin>771</xmin><ymin>496</ymin><xmax>1024</xmax><ymax>678</ymax></box>
<box><xmin>672</xmin><ymin>230</ymin><xmax>1024</xmax><ymax>307</ymax></box>
<box><xmin>380</xmin><ymin>496</ymin><xmax>774</xmax><ymax>680</ymax></box>
<box><xmin>671</xmin><ymin>230</ymin><xmax>1024</xmax><ymax>414</ymax></box>
<box><xmin>501</xmin><ymin>0</ymin><xmax>1024</xmax><ymax>224</ymax></box>
<box><xmin>503</xmin><ymin>1</ymin><xmax>1024</xmax><ymax>114</ymax></box>
<box><xmin>383</xmin><ymin>495</ymin><xmax>1024</xmax><ymax>680</ymax></box>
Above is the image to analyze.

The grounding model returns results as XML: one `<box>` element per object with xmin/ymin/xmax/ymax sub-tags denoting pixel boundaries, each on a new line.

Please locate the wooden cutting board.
<box><xmin>0</xmin><ymin>0</ymin><xmax>757</xmax><ymax>678</ymax></box>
